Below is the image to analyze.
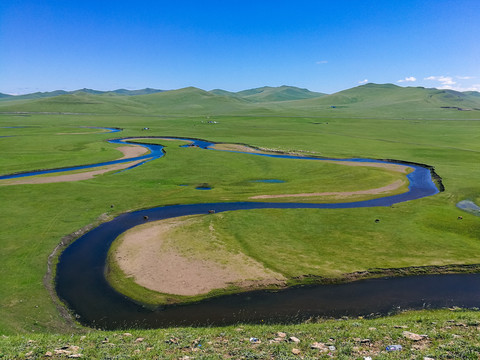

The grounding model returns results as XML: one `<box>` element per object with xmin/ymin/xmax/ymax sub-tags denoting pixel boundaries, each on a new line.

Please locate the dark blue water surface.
<box><xmin>251</xmin><ymin>179</ymin><xmax>286</xmax><ymax>183</ymax></box>
<box><xmin>3</xmin><ymin>132</ymin><xmax>464</xmax><ymax>330</ymax></box>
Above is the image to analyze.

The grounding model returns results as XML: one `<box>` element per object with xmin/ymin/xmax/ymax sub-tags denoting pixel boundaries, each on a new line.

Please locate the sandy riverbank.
<box><xmin>112</xmin><ymin>217</ymin><xmax>286</xmax><ymax>296</ymax></box>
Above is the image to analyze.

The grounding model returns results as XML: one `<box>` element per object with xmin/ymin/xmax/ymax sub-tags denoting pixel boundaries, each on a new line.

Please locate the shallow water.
<box><xmin>457</xmin><ymin>200</ymin><xmax>480</xmax><ymax>216</ymax></box>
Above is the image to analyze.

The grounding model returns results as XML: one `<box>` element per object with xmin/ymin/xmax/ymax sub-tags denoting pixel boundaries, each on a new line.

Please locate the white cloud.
<box><xmin>438</xmin><ymin>84</ymin><xmax>480</xmax><ymax>92</ymax></box>
<box><xmin>424</xmin><ymin>76</ymin><xmax>456</xmax><ymax>85</ymax></box>
<box><xmin>358</xmin><ymin>79</ymin><xmax>368</xmax><ymax>84</ymax></box>
<box><xmin>398</xmin><ymin>76</ymin><xmax>416</xmax><ymax>83</ymax></box>
<box><xmin>424</xmin><ymin>75</ymin><xmax>480</xmax><ymax>92</ymax></box>
<box><xmin>316</xmin><ymin>60</ymin><xmax>328</xmax><ymax>64</ymax></box>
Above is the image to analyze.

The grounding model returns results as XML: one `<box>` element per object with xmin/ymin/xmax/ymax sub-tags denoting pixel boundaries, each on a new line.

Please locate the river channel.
<box><xmin>50</xmin><ymin>135</ymin><xmax>475</xmax><ymax>330</ymax></box>
<box><xmin>5</xmin><ymin>130</ymin><xmax>476</xmax><ymax>330</ymax></box>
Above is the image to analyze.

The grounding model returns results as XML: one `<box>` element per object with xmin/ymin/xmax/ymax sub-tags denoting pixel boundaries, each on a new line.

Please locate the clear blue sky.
<box><xmin>1</xmin><ymin>0</ymin><xmax>479</xmax><ymax>94</ymax></box>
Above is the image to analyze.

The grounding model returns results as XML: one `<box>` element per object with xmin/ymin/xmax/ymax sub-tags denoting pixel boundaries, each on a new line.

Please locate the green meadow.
<box><xmin>0</xmin><ymin>84</ymin><xmax>480</xmax><ymax>357</ymax></box>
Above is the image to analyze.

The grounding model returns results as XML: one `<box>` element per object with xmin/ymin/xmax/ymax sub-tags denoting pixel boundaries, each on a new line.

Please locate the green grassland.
<box><xmin>0</xmin><ymin>85</ymin><xmax>480</xmax><ymax>360</ymax></box>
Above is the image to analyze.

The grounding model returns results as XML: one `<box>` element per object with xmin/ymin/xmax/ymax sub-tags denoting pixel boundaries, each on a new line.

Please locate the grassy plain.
<box><xmin>0</xmin><ymin>85</ymin><xmax>479</xmax><ymax>360</ymax></box>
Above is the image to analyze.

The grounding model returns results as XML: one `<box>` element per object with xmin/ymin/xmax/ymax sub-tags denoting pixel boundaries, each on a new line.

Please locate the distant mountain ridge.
<box><xmin>293</xmin><ymin>83</ymin><xmax>480</xmax><ymax>111</ymax></box>
<box><xmin>0</xmin><ymin>88</ymin><xmax>165</xmax><ymax>101</ymax></box>
<box><xmin>0</xmin><ymin>85</ymin><xmax>323</xmax><ymax>103</ymax></box>
<box><xmin>1</xmin><ymin>83</ymin><xmax>479</xmax><ymax>118</ymax></box>
<box><xmin>209</xmin><ymin>85</ymin><xmax>326</xmax><ymax>102</ymax></box>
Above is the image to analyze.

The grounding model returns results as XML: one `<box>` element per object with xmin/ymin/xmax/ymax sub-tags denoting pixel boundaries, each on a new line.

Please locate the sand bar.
<box><xmin>1</xmin><ymin>159</ymin><xmax>147</xmax><ymax>185</ymax></box>
<box><xmin>113</xmin><ymin>217</ymin><xmax>286</xmax><ymax>296</ymax></box>
<box><xmin>250</xmin><ymin>179</ymin><xmax>405</xmax><ymax>199</ymax></box>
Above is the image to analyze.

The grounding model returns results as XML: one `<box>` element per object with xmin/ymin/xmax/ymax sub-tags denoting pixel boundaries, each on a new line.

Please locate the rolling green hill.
<box><xmin>319</xmin><ymin>83</ymin><xmax>480</xmax><ymax>108</ymax></box>
<box><xmin>0</xmin><ymin>90</ymin><xmax>70</xmax><ymax>102</ymax></box>
<box><xmin>0</xmin><ymin>87</ymin><xmax>267</xmax><ymax>115</ymax></box>
<box><xmin>0</xmin><ymin>88</ymin><xmax>165</xmax><ymax>102</ymax></box>
<box><xmin>209</xmin><ymin>85</ymin><xmax>325</xmax><ymax>102</ymax></box>
<box><xmin>268</xmin><ymin>83</ymin><xmax>480</xmax><ymax>119</ymax></box>
<box><xmin>1</xmin><ymin>84</ymin><xmax>480</xmax><ymax>118</ymax></box>
<box><xmin>0</xmin><ymin>92</ymin><xmax>148</xmax><ymax>114</ymax></box>
<box><xmin>293</xmin><ymin>83</ymin><xmax>480</xmax><ymax>111</ymax></box>
<box><xmin>235</xmin><ymin>85</ymin><xmax>326</xmax><ymax>102</ymax></box>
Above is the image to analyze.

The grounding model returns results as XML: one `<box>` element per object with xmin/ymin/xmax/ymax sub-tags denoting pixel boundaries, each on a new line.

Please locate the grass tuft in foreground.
<box><xmin>1</xmin><ymin>309</ymin><xmax>479</xmax><ymax>359</ymax></box>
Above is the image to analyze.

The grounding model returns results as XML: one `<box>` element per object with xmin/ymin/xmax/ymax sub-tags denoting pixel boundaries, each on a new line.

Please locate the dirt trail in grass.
<box><xmin>0</xmin><ymin>145</ymin><xmax>149</xmax><ymax>185</ymax></box>
<box><xmin>113</xmin><ymin>218</ymin><xmax>286</xmax><ymax>296</ymax></box>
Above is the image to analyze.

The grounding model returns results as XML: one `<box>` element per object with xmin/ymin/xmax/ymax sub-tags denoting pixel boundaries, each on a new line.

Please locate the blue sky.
<box><xmin>1</xmin><ymin>0</ymin><xmax>479</xmax><ymax>94</ymax></box>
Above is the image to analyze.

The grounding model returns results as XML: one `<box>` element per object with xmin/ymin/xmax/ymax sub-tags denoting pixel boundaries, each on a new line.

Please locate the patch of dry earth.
<box><xmin>1</xmin><ymin>159</ymin><xmax>147</xmax><ymax>185</ymax></box>
<box><xmin>250</xmin><ymin>179</ymin><xmax>405</xmax><ymax>199</ymax></box>
<box><xmin>113</xmin><ymin>217</ymin><xmax>286</xmax><ymax>296</ymax></box>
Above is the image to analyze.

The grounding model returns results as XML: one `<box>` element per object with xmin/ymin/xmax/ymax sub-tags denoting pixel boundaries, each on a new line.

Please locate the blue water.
<box><xmin>252</xmin><ymin>179</ymin><xmax>286</xmax><ymax>183</ymax></box>
<box><xmin>457</xmin><ymin>200</ymin><xmax>480</xmax><ymax>216</ymax></box>
<box><xmin>196</xmin><ymin>186</ymin><xmax>212</xmax><ymax>190</ymax></box>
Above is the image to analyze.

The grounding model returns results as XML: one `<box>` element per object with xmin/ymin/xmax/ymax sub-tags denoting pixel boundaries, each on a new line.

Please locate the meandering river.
<box><xmin>6</xmin><ymin>129</ymin><xmax>477</xmax><ymax>330</ymax></box>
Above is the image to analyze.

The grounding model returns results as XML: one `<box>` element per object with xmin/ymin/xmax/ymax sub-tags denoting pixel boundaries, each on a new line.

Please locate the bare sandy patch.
<box><xmin>214</xmin><ymin>143</ymin><xmax>278</xmax><ymax>155</ymax></box>
<box><xmin>0</xmin><ymin>159</ymin><xmax>147</xmax><ymax>185</ymax></box>
<box><xmin>116</xmin><ymin>145</ymin><xmax>150</xmax><ymax>159</ymax></box>
<box><xmin>214</xmin><ymin>145</ymin><xmax>413</xmax><ymax>174</ymax></box>
<box><xmin>112</xmin><ymin>217</ymin><xmax>286</xmax><ymax>296</ymax></box>
<box><xmin>249</xmin><ymin>179</ymin><xmax>405</xmax><ymax>200</ymax></box>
